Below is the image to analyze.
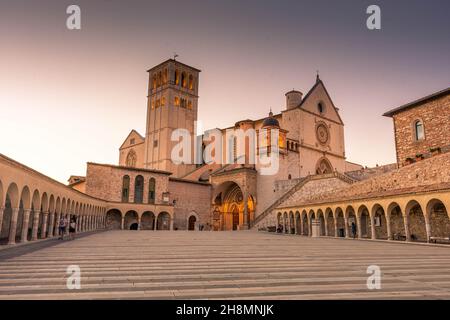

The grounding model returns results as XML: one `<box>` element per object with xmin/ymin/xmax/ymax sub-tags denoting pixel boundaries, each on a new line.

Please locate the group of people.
<box><xmin>58</xmin><ymin>216</ymin><xmax>77</xmax><ymax>240</ymax></box>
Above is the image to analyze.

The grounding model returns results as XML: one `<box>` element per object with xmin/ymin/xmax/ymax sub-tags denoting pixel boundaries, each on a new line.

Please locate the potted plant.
<box><xmin>430</xmin><ymin>147</ymin><xmax>441</xmax><ymax>156</ymax></box>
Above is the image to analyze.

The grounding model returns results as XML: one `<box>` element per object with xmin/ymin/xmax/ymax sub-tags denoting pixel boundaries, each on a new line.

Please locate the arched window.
<box><xmin>152</xmin><ymin>75</ymin><xmax>157</xmax><ymax>90</ymax></box>
<box><xmin>134</xmin><ymin>175</ymin><xmax>144</xmax><ymax>204</ymax></box>
<box><xmin>316</xmin><ymin>158</ymin><xmax>333</xmax><ymax>175</ymax></box>
<box><xmin>181</xmin><ymin>72</ymin><xmax>187</xmax><ymax>88</ymax></box>
<box><xmin>318</xmin><ymin>102</ymin><xmax>324</xmax><ymax>114</ymax></box>
<box><xmin>122</xmin><ymin>175</ymin><xmax>130</xmax><ymax>203</ymax></box>
<box><xmin>174</xmin><ymin>70</ymin><xmax>180</xmax><ymax>85</ymax></box>
<box><xmin>189</xmin><ymin>75</ymin><xmax>194</xmax><ymax>90</ymax></box>
<box><xmin>126</xmin><ymin>150</ymin><xmax>137</xmax><ymax>167</ymax></box>
<box><xmin>414</xmin><ymin>120</ymin><xmax>424</xmax><ymax>141</ymax></box>
<box><xmin>157</xmin><ymin>71</ymin><xmax>162</xmax><ymax>87</ymax></box>
<box><xmin>148</xmin><ymin>178</ymin><xmax>156</xmax><ymax>204</ymax></box>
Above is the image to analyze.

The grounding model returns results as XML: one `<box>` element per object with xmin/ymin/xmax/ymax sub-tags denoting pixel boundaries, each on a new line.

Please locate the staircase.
<box><xmin>251</xmin><ymin>172</ymin><xmax>355</xmax><ymax>229</ymax></box>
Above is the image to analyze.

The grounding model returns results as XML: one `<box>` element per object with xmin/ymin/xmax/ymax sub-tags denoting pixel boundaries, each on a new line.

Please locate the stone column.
<box><xmin>41</xmin><ymin>212</ymin><xmax>48</xmax><ymax>239</ymax></box>
<box><xmin>8</xmin><ymin>208</ymin><xmax>20</xmax><ymax>245</ymax></box>
<box><xmin>0</xmin><ymin>207</ymin><xmax>4</xmax><ymax>235</ymax></box>
<box><xmin>344</xmin><ymin>216</ymin><xmax>350</xmax><ymax>238</ymax></box>
<box><xmin>386</xmin><ymin>215</ymin><xmax>392</xmax><ymax>240</ymax></box>
<box><xmin>371</xmin><ymin>215</ymin><xmax>376</xmax><ymax>240</ymax></box>
<box><xmin>424</xmin><ymin>214</ymin><xmax>431</xmax><ymax>243</ymax></box>
<box><xmin>334</xmin><ymin>216</ymin><xmax>338</xmax><ymax>237</ymax></box>
<box><xmin>21</xmin><ymin>209</ymin><xmax>31</xmax><ymax>243</ymax></box>
<box><xmin>294</xmin><ymin>217</ymin><xmax>298</xmax><ymax>235</ymax></box>
<box><xmin>170</xmin><ymin>216</ymin><xmax>174</xmax><ymax>230</ymax></box>
<box><xmin>121</xmin><ymin>216</ymin><xmax>125</xmax><ymax>230</ymax></box>
<box><xmin>403</xmin><ymin>214</ymin><xmax>411</xmax><ymax>242</ymax></box>
<box><xmin>324</xmin><ymin>218</ymin><xmax>328</xmax><ymax>236</ymax></box>
<box><xmin>137</xmin><ymin>216</ymin><xmax>141</xmax><ymax>230</ymax></box>
<box><xmin>356</xmin><ymin>214</ymin><xmax>362</xmax><ymax>239</ymax></box>
<box><xmin>48</xmin><ymin>212</ymin><xmax>55</xmax><ymax>238</ymax></box>
<box><xmin>242</xmin><ymin>192</ymin><xmax>249</xmax><ymax>229</ymax></box>
<box><xmin>31</xmin><ymin>211</ymin><xmax>40</xmax><ymax>241</ymax></box>
<box><xmin>54</xmin><ymin>212</ymin><xmax>61</xmax><ymax>236</ymax></box>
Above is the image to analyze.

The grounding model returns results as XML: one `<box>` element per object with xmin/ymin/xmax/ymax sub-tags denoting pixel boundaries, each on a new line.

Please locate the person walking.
<box><xmin>351</xmin><ymin>222</ymin><xmax>357</xmax><ymax>239</ymax></box>
<box><xmin>58</xmin><ymin>216</ymin><xmax>66</xmax><ymax>240</ymax></box>
<box><xmin>69</xmin><ymin>217</ymin><xmax>77</xmax><ymax>240</ymax></box>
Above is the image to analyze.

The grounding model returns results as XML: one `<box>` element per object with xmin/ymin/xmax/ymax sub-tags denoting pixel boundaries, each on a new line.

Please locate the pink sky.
<box><xmin>1</xmin><ymin>0</ymin><xmax>449</xmax><ymax>183</ymax></box>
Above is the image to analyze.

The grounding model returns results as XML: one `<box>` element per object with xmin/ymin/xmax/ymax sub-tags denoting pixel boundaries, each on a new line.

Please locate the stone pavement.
<box><xmin>1</xmin><ymin>230</ymin><xmax>450</xmax><ymax>299</ymax></box>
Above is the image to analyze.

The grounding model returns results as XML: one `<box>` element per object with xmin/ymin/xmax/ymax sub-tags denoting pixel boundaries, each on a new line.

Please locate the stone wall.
<box><xmin>168</xmin><ymin>178</ymin><xmax>212</xmax><ymax>230</ymax></box>
<box><xmin>85</xmin><ymin>163</ymin><xmax>170</xmax><ymax>204</ymax></box>
<box><xmin>392</xmin><ymin>94</ymin><xmax>450</xmax><ymax>167</ymax></box>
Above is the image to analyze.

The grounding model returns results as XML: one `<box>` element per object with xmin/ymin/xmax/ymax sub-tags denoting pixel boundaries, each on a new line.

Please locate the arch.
<box><xmin>315</xmin><ymin>157</ymin><xmax>333</xmax><ymax>175</ymax></box>
<box><xmin>301</xmin><ymin>210</ymin><xmax>309</xmax><ymax>236</ymax></box>
<box><xmin>122</xmin><ymin>175</ymin><xmax>130</xmax><ymax>203</ymax></box>
<box><xmin>105</xmin><ymin>209</ymin><xmax>122</xmax><ymax>230</ymax></box>
<box><xmin>325</xmin><ymin>208</ymin><xmax>334</xmax><ymax>236</ymax></box>
<box><xmin>427</xmin><ymin>199</ymin><xmax>450</xmax><ymax>240</ymax></box>
<box><xmin>277</xmin><ymin>212</ymin><xmax>283</xmax><ymax>232</ymax></box>
<box><xmin>174</xmin><ymin>69</ymin><xmax>180</xmax><ymax>85</ymax></box>
<box><xmin>282</xmin><ymin>212</ymin><xmax>288</xmax><ymax>233</ymax></box>
<box><xmin>387</xmin><ymin>202</ymin><xmax>405</xmax><ymax>241</ymax></box>
<box><xmin>148</xmin><ymin>178</ymin><xmax>156</xmax><ymax>204</ymax></box>
<box><xmin>126</xmin><ymin>150</ymin><xmax>137</xmax><ymax>167</ymax></box>
<box><xmin>188</xmin><ymin>214</ymin><xmax>197</xmax><ymax>231</ymax></box>
<box><xmin>335</xmin><ymin>207</ymin><xmax>345</xmax><ymax>237</ymax></box>
<box><xmin>295</xmin><ymin>211</ymin><xmax>301</xmax><ymax>235</ymax></box>
<box><xmin>345</xmin><ymin>205</ymin><xmax>357</xmax><ymax>238</ymax></box>
<box><xmin>357</xmin><ymin>205</ymin><xmax>372</xmax><ymax>239</ymax></box>
<box><xmin>181</xmin><ymin>71</ymin><xmax>187</xmax><ymax>88</ymax></box>
<box><xmin>317</xmin><ymin>209</ymin><xmax>326</xmax><ymax>236</ymax></box>
<box><xmin>156</xmin><ymin>212</ymin><xmax>171</xmax><ymax>230</ymax></box>
<box><xmin>188</xmin><ymin>74</ymin><xmax>194</xmax><ymax>90</ymax></box>
<box><xmin>134</xmin><ymin>175</ymin><xmax>144</xmax><ymax>204</ymax></box>
<box><xmin>405</xmin><ymin>200</ymin><xmax>427</xmax><ymax>242</ymax></box>
<box><xmin>371</xmin><ymin>203</ymin><xmax>388</xmax><ymax>240</ymax></box>
<box><xmin>141</xmin><ymin>211</ymin><xmax>156</xmax><ymax>230</ymax></box>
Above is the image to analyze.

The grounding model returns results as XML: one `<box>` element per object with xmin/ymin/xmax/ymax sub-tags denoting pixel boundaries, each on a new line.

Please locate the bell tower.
<box><xmin>143</xmin><ymin>59</ymin><xmax>200</xmax><ymax>177</ymax></box>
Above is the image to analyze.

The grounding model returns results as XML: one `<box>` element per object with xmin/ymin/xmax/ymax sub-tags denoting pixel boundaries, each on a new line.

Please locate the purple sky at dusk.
<box><xmin>1</xmin><ymin>0</ymin><xmax>449</xmax><ymax>183</ymax></box>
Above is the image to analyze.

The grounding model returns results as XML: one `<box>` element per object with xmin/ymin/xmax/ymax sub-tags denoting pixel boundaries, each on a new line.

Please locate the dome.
<box><xmin>262</xmin><ymin>111</ymin><xmax>280</xmax><ymax>128</ymax></box>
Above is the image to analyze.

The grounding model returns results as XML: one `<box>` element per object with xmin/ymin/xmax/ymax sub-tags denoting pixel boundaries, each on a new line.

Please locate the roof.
<box><xmin>383</xmin><ymin>87</ymin><xmax>450</xmax><ymax>117</ymax></box>
<box><xmin>87</xmin><ymin>162</ymin><xmax>172</xmax><ymax>175</ymax></box>
<box><xmin>146</xmin><ymin>59</ymin><xmax>201</xmax><ymax>73</ymax></box>
<box><xmin>119</xmin><ymin>129</ymin><xmax>145</xmax><ymax>150</ymax></box>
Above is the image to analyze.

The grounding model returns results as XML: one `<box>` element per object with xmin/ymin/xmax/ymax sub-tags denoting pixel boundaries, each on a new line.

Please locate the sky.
<box><xmin>0</xmin><ymin>0</ymin><xmax>449</xmax><ymax>183</ymax></box>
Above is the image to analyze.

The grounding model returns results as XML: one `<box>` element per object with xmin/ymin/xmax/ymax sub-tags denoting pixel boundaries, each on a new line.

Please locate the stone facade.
<box><xmin>168</xmin><ymin>178</ymin><xmax>212</xmax><ymax>230</ymax></box>
<box><xmin>384</xmin><ymin>89</ymin><xmax>450</xmax><ymax>167</ymax></box>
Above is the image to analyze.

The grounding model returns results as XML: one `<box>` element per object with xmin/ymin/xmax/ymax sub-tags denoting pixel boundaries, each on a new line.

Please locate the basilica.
<box><xmin>0</xmin><ymin>59</ymin><xmax>449</xmax><ymax>245</ymax></box>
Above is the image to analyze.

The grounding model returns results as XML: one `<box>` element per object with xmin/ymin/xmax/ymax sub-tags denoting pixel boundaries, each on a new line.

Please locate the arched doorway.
<box><xmin>346</xmin><ymin>206</ymin><xmax>357</xmax><ymax>238</ymax></box>
<box><xmin>315</xmin><ymin>157</ymin><xmax>333</xmax><ymax>175</ymax></box>
<box><xmin>188</xmin><ymin>215</ymin><xmax>197</xmax><ymax>231</ymax></box>
<box><xmin>325</xmin><ymin>208</ymin><xmax>334</xmax><ymax>236</ymax></box>
<box><xmin>231</xmin><ymin>206</ymin><xmax>239</xmax><ymax>231</ymax></box>
<box><xmin>124</xmin><ymin>211</ymin><xmax>138</xmax><ymax>230</ymax></box>
<box><xmin>388</xmin><ymin>202</ymin><xmax>405</xmax><ymax>241</ymax></box>
<box><xmin>406</xmin><ymin>200</ymin><xmax>426</xmax><ymax>242</ymax></box>
<box><xmin>157</xmin><ymin>212</ymin><xmax>171</xmax><ymax>230</ymax></box>
<box><xmin>335</xmin><ymin>208</ymin><xmax>345</xmax><ymax>237</ymax></box>
<box><xmin>130</xmin><ymin>223</ymin><xmax>138</xmax><ymax>230</ymax></box>
<box><xmin>302</xmin><ymin>211</ymin><xmax>309</xmax><ymax>236</ymax></box>
<box><xmin>371</xmin><ymin>204</ymin><xmax>388</xmax><ymax>240</ymax></box>
<box><xmin>427</xmin><ymin>199</ymin><xmax>450</xmax><ymax>239</ymax></box>
<box><xmin>141</xmin><ymin>211</ymin><xmax>155</xmax><ymax>230</ymax></box>
<box><xmin>105</xmin><ymin>209</ymin><xmax>122</xmax><ymax>230</ymax></box>
<box><xmin>358</xmin><ymin>205</ymin><xmax>371</xmax><ymax>238</ymax></box>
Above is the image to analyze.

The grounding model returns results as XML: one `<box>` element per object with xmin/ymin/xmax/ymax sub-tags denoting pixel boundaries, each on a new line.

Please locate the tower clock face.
<box><xmin>316</xmin><ymin>123</ymin><xmax>329</xmax><ymax>144</ymax></box>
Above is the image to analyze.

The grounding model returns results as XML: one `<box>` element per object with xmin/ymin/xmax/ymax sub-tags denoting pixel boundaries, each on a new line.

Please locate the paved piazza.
<box><xmin>1</xmin><ymin>231</ymin><xmax>450</xmax><ymax>300</ymax></box>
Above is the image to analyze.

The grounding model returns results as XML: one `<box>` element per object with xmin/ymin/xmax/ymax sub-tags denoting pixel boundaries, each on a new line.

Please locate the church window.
<box><xmin>174</xmin><ymin>96</ymin><xmax>180</xmax><ymax>106</ymax></box>
<box><xmin>175</xmin><ymin>70</ymin><xmax>180</xmax><ymax>85</ymax></box>
<box><xmin>316</xmin><ymin>158</ymin><xmax>333</xmax><ymax>175</ymax></box>
<box><xmin>148</xmin><ymin>178</ymin><xmax>156</xmax><ymax>204</ymax></box>
<box><xmin>156</xmin><ymin>99</ymin><xmax>160</xmax><ymax>108</ymax></box>
<box><xmin>153</xmin><ymin>140</ymin><xmax>158</xmax><ymax>147</ymax></box>
<box><xmin>134</xmin><ymin>175</ymin><xmax>144</xmax><ymax>204</ymax></box>
<box><xmin>180</xmin><ymin>98</ymin><xmax>186</xmax><ymax>108</ymax></box>
<box><xmin>126</xmin><ymin>150</ymin><xmax>137</xmax><ymax>167</ymax></box>
<box><xmin>181</xmin><ymin>72</ymin><xmax>187</xmax><ymax>88</ymax></box>
<box><xmin>414</xmin><ymin>120</ymin><xmax>424</xmax><ymax>141</ymax></box>
<box><xmin>288</xmin><ymin>174</ymin><xmax>292</xmax><ymax>180</ymax></box>
<box><xmin>157</xmin><ymin>71</ymin><xmax>162</xmax><ymax>87</ymax></box>
<box><xmin>130</xmin><ymin>138</ymin><xmax>135</xmax><ymax>145</ymax></box>
<box><xmin>151</xmin><ymin>99</ymin><xmax>155</xmax><ymax>109</ymax></box>
<box><xmin>152</xmin><ymin>75</ymin><xmax>157</xmax><ymax>90</ymax></box>
<box><xmin>187</xmin><ymin>100</ymin><xmax>192</xmax><ymax>110</ymax></box>
<box><xmin>122</xmin><ymin>175</ymin><xmax>130</xmax><ymax>202</ymax></box>
<box><xmin>318</xmin><ymin>102</ymin><xmax>325</xmax><ymax>114</ymax></box>
<box><xmin>161</xmin><ymin>96</ymin><xmax>166</xmax><ymax>106</ymax></box>
<box><xmin>189</xmin><ymin>75</ymin><xmax>194</xmax><ymax>90</ymax></box>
